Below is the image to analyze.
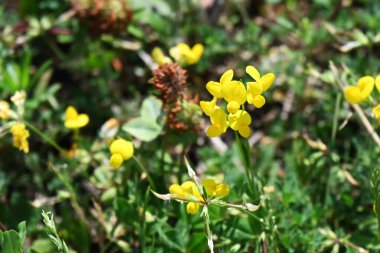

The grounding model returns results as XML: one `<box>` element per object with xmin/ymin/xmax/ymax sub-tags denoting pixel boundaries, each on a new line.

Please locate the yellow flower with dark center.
<box><xmin>228</xmin><ymin>110</ymin><xmax>252</xmax><ymax>138</ymax></box>
<box><xmin>151</xmin><ymin>47</ymin><xmax>173</xmax><ymax>66</ymax></box>
<box><xmin>206</xmin><ymin>108</ymin><xmax>228</xmax><ymax>137</ymax></box>
<box><xmin>344</xmin><ymin>76</ymin><xmax>374</xmax><ymax>104</ymax></box>
<box><xmin>0</xmin><ymin>101</ymin><xmax>11</xmax><ymax>120</ymax></box>
<box><xmin>109</xmin><ymin>138</ymin><xmax>134</xmax><ymax>169</ymax></box>
<box><xmin>169</xmin><ymin>43</ymin><xmax>204</xmax><ymax>65</ymax></box>
<box><xmin>206</xmin><ymin>69</ymin><xmax>233</xmax><ymax>98</ymax></box>
<box><xmin>11</xmin><ymin>123</ymin><xmax>30</xmax><ymax>153</ymax></box>
<box><xmin>222</xmin><ymin>80</ymin><xmax>247</xmax><ymax>113</ymax></box>
<box><xmin>64</xmin><ymin>106</ymin><xmax>89</xmax><ymax>129</ymax></box>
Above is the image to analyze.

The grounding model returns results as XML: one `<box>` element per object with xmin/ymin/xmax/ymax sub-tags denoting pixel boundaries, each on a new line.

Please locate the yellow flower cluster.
<box><xmin>64</xmin><ymin>106</ymin><xmax>89</xmax><ymax>129</ymax></box>
<box><xmin>109</xmin><ymin>138</ymin><xmax>134</xmax><ymax>169</ymax></box>
<box><xmin>200</xmin><ymin>66</ymin><xmax>275</xmax><ymax>138</ymax></box>
<box><xmin>152</xmin><ymin>42</ymin><xmax>204</xmax><ymax>66</ymax></box>
<box><xmin>11</xmin><ymin>123</ymin><xmax>30</xmax><ymax>153</ymax></box>
<box><xmin>169</xmin><ymin>179</ymin><xmax>229</xmax><ymax>215</ymax></box>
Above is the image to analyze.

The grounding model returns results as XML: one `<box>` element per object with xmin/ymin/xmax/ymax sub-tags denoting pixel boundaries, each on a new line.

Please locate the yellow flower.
<box><xmin>109</xmin><ymin>138</ymin><xmax>134</xmax><ymax>169</ymax></box>
<box><xmin>206</xmin><ymin>108</ymin><xmax>228</xmax><ymax>137</ymax></box>
<box><xmin>246</xmin><ymin>66</ymin><xmax>275</xmax><ymax>92</ymax></box>
<box><xmin>200</xmin><ymin>97</ymin><xmax>218</xmax><ymax>116</ymax></box>
<box><xmin>169</xmin><ymin>180</ymin><xmax>204</xmax><ymax>214</ymax></box>
<box><xmin>10</xmin><ymin>123</ymin><xmax>30</xmax><ymax>153</ymax></box>
<box><xmin>0</xmin><ymin>101</ymin><xmax>11</xmax><ymax>120</ymax></box>
<box><xmin>376</xmin><ymin>75</ymin><xmax>380</xmax><ymax>93</ymax></box>
<box><xmin>186</xmin><ymin>202</ymin><xmax>200</xmax><ymax>214</ymax></box>
<box><xmin>373</xmin><ymin>105</ymin><xmax>380</xmax><ymax>122</ymax></box>
<box><xmin>151</xmin><ymin>47</ymin><xmax>173</xmax><ymax>66</ymax></box>
<box><xmin>228</xmin><ymin>110</ymin><xmax>252</xmax><ymax>138</ymax></box>
<box><xmin>246</xmin><ymin>81</ymin><xmax>265</xmax><ymax>108</ymax></box>
<box><xmin>344</xmin><ymin>76</ymin><xmax>375</xmax><ymax>104</ymax></box>
<box><xmin>202</xmin><ymin>179</ymin><xmax>230</xmax><ymax>198</ymax></box>
<box><xmin>169</xmin><ymin>43</ymin><xmax>204</xmax><ymax>65</ymax></box>
<box><xmin>206</xmin><ymin>69</ymin><xmax>233</xmax><ymax>98</ymax></box>
<box><xmin>167</xmin><ymin>179</ymin><xmax>229</xmax><ymax>215</ymax></box>
<box><xmin>222</xmin><ymin>80</ymin><xmax>246</xmax><ymax>113</ymax></box>
<box><xmin>64</xmin><ymin>106</ymin><xmax>89</xmax><ymax>129</ymax></box>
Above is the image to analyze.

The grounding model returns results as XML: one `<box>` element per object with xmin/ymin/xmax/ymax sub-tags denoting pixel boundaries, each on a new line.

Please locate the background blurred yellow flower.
<box><xmin>64</xmin><ymin>106</ymin><xmax>89</xmax><ymax>129</ymax></box>
<box><xmin>11</xmin><ymin>123</ymin><xmax>30</xmax><ymax>153</ymax></box>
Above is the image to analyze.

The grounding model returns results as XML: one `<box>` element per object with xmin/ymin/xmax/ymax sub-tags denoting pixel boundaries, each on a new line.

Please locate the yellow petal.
<box><xmin>373</xmin><ymin>105</ymin><xmax>380</xmax><ymax>120</ymax></box>
<box><xmin>261</xmin><ymin>73</ymin><xmax>275</xmax><ymax>91</ymax></box>
<box><xmin>152</xmin><ymin>47</ymin><xmax>172</xmax><ymax>65</ymax></box>
<box><xmin>110</xmin><ymin>154</ymin><xmax>123</xmax><ymax>169</ymax></box>
<box><xmin>187</xmin><ymin>43</ymin><xmax>204</xmax><ymax>64</ymax></box>
<box><xmin>65</xmin><ymin>106</ymin><xmax>78</xmax><ymax>121</ymax></box>
<box><xmin>376</xmin><ymin>75</ymin><xmax>380</xmax><ymax>93</ymax></box>
<box><xmin>222</xmin><ymin>80</ymin><xmax>246</xmax><ymax>104</ymax></box>
<box><xmin>181</xmin><ymin>181</ymin><xmax>202</xmax><ymax>200</ymax></box>
<box><xmin>227</xmin><ymin>101</ymin><xmax>240</xmax><ymax>114</ymax></box>
<box><xmin>0</xmin><ymin>101</ymin><xmax>10</xmax><ymax>120</ymax></box>
<box><xmin>110</xmin><ymin>138</ymin><xmax>134</xmax><ymax>160</ymax></box>
<box><xmin>252</xmin><ymin>95</ymin><xmax>266</xmax><ymax>108</ymax></box>
<box><xmin>214</xmin><ymin>183</ymin><xmax>230</xmax><ymax>198</ymax></box>
<box><xmin>186</xmin><ymin>202</ymin><xmax>200</xmax><ymax>214</ymax></box>
<box><xmin>228</xmin><ymin>110</ymin><xmax>251</xmax><ymax>131</ymax></box>
<box><xmin>169</xmin><ymin>184</ymin><xmax>185</xmax><ymax>197</ymax></box>
<box><xmin>238</xmin><ymin>125</ymin><xmax>251</xmax><ymax>138</ymax></box>
<box><xmin>344</xmin><ymin>86</ymin><xmax>363</xmax><ymax>104</ymax></box>
<box><xmin>247</xmin><ymin>82</ymin><xmax>263</xmax><ymax>97</ymax></box>
<box><xmin>357</xmin><ymin>75</ymin><xmax>374</xmax><ymax>98</ymax></box>
<box><xmin>202</xmin><ymin>179</ymin><xmax>217</xmax><ymax>196</ymax></box>
<box><xmin>206</xmin><ymin>125</ymin><xmax>224</xmax><ymax>137</ymax></box>
<box><xmin>65</xmin><ymin>114</ymin><xmax>89</xmax><ymax>129</ymax></box>
<box><xmin>206</xmin><ymin>81</ymin><xmax>223</xmax><ymax>98</ymax></box>
<box><xmin>200</xmin><ymin>98</ymin><xmax>217</xmax><ymax>116</ymax></box>
<box><xmin>210</xmin><ymin>108</ymin><xmax>228</xmax><ymax>130</ymax></box>
<box><xmin>246</xmin><ymin>65</ymin><xmax>261</xmax><ymax>81</ymax></box>
<box><xmin>219</xmin><ymin>69</ymin><xmax>234</xmax><ymax>85</ymax></box>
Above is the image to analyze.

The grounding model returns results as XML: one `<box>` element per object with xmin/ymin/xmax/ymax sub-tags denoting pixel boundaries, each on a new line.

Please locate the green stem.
<box><xmin>203</xmin><ymin>206</ymin><xmax>214</xmax><ymax>253</ymax></box>
<box><xmin>234</xmin><ymin>132</ymin><xmax>254</xmax><ymax>190</ymax></box>
<box><xmin>24</xmin><ymin>121</ymin><xmax>65</xmax><ymax>153</ymax></box>
<box><xmin>132</xmin><ymin>156</ymin><xmax>156</xmax><ymax>190</ymax></box>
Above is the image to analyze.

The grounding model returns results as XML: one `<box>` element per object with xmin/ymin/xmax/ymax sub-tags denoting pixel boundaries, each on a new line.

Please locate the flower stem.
<box><xmin>234</xmin><ymin>132</ymin><xmax>255</xmax><ymax>193</ymax></box>
<box><xmin>23</xmin><ymin>121</ymin><xmax>65</xmax><ymax>154</ymax></box>
<box><xmin>132</xmin><ymin>156</ymin><xmax>156</xmax><ymax>190</ymax></box>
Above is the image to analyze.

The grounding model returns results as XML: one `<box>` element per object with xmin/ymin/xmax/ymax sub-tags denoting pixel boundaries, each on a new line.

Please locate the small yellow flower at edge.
<box><xmin>375</xmin><ymin>75</ymin><xmax>380</xmax><ymax>93</ymax></box>
<box><xmin>373</xmin><ymin>105</ymin><xmax>380</xmax><ymax>122</ymax></box>
<box><xmin>344</xmin><ymin>76</ymin><xmax>374</xmax><ymax>104</ymax></box>
<box><xmin>11</xmin><ymin>123</ymin><xmax>30</xmax><ymax>153</ymax></box>
<box><xmin>0</xmin><ymin>101</ymin><xmax>11</xmax><ymax>120</ymax></box>
<box><xmin>109</xmin><ymin>138</ymin><xmax>134</xmax><ymax>169</ymax></box>
<box><xmin>64</xmin><ymin>106</ymin><xmax>89</xmax><ymax>129</ymax></box>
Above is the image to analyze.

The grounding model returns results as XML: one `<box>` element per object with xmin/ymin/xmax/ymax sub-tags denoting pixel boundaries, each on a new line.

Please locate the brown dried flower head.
<box><xmin>71</xmin><ymin>0</ymin><xmax>132</xmax><ymax>35</ymax></box>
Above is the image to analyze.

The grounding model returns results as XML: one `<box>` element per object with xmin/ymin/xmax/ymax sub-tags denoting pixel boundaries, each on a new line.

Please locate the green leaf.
<box><xmin>30</xmin><ymin>239</ymin><xmax>56</xmax><ymax>253</ymax></box>
<box><xmin>140</xmin><ymin>96</ymin><xmax>162</xmax><ymax>120</ymax></box>
<box><xmin>17</xmin><ymin>221</ymin><xmax>26</xmax><ymax>246</ymax></box>
<box><xmin>122</xmin><ymin>118</ymin><xmax>162</xmax><ymax>142</ymax></box>
<box><xmin>2</xmin><ymin>230</ymin><xmax>22</xmax><ymax>253</ymax></box>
